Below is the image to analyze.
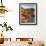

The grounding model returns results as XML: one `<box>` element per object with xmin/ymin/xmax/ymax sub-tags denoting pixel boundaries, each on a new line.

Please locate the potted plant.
<box><xmin>0</xmin><ymin>22</ymin><xmax>13</xmax><ymax>44</ymax></box>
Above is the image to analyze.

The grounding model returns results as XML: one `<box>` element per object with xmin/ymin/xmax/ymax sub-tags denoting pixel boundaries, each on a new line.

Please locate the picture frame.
<box><xmin>19</xmin><ymin>3</ymin><xmax>37</xmax><ymax>25</ymax></box>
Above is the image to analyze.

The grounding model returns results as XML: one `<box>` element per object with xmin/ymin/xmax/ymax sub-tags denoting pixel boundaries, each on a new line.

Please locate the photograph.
<box><xmin>19</xmin><ymin>3</ymin><xmax>37</xmax><ymax>25</ymax></box>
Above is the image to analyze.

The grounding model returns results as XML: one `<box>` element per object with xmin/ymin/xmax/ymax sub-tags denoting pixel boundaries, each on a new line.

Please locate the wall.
<box><xmin>0</xmin><ymin>0</ymin><xmax>46</xmax><ymax>45</ymax></box>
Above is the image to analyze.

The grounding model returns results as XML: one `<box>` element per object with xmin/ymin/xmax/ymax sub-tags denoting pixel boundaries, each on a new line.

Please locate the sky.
<box><xmin>20</xmin><ymin>3</ymin><xmax>36</xmax><ymax>9</ymax></box>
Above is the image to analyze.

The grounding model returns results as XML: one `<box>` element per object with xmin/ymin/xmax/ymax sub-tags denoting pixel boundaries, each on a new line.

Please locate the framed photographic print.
<box><xmin>19</xmin><ymin>3</ymin><xmax>37</xmax><ymax>25</ymax></box>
